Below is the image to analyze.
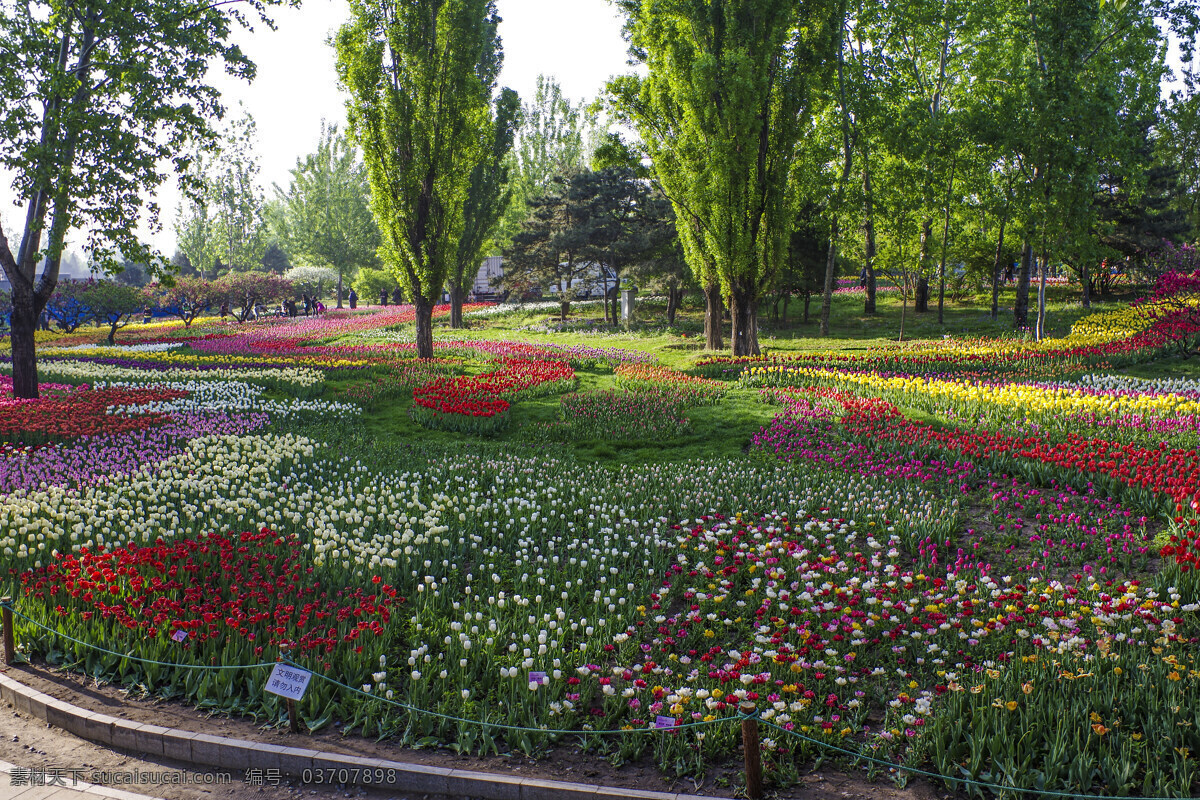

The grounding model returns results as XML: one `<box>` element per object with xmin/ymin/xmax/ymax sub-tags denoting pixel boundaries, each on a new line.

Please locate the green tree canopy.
<box><xmin>271</xmin><ymin>122</ymin><xmax>380</xmax><ymax>307</ymax></box>
<box><xmin>81</xmin><ymin>280</ymin><xmax>145</xmax><ymax>344</ymax></box>
<box><xmin>450</xmin><ymin>87</ymin><xmax>520</xmax><ymax>327</ymax></box>
<box><xmin>503</xmin><ymin>174</ymin><xmax>593</xmax><ymax>321</ymax></box>
<box><xmin>0</xmin><ymin>0</ymin><xmax>288</xmax><ymax>397</ymax></box>
<box><xmin>610</xmin><ymin>0</ymin><xmax>845</xmax><ymax>355</ymax></box>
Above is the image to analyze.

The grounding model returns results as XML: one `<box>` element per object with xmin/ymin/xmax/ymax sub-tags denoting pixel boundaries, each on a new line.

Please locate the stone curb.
<box><xmin>0</xmin><ymin>670</ymin><xmax>727</xmax><ymax>800</ymax></box>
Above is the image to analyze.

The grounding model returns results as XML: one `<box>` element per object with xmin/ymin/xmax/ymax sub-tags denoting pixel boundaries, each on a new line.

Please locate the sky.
<box><xmin>0</xmin><ymin>0</ymin><xmax>636</xmax><ymax>271</ymax></box>
<box><xmin>0</xmin><ymin>3</ymin><xmax>1192</xmax><ymax>271</ymax></box>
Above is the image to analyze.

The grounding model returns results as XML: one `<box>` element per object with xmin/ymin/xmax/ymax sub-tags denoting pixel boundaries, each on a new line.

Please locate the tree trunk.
<box><xmin>936</xmin><ymin>157</ymin><xmax>956</xmax><ymax>325</ymax></box>
<box><xmin>450</xmin><ymin>283</ymin><xmax>465</xmax><ymax>328</ymax></box>
<box><xmin>914</xmin><ymin>276</ymin><xmax>930</xmax><ymax>313</ymax></box>
<box><xmin>899</xmin><ymin>272</ymin><xmax>908</xmax><ymax>342</ymax></box>
<box><xmin>9</xmin><ymin>286</ymin><xmax>39</xmax><ymax>399</ymax></box>
<box><xmin>609</xmin><ymin>286</ymin><xmax>620</xmax><ymax>328</ymax></box>
<box><xmin>862</xmin><ymin>144</ymin><xmax>878</xmax><ymax>315</ymax></box>
<box><xmin>915</xmin><ymin>218</ymin><xmax>932</xmax><ymax>313</ymax></box>
<box><xmin>337</xmin><ymin>274</ymin><xmax>344</xmax><ymax>309</ymax></box>
<box><xmin>560</xmin><ymin>299</ymin><xmax>570</xmax><ymax>321</ymax></box>
<box><xmin>990</xmin><ymin>214</ymin><xmax>1007</xmax><ymax>320</ymax></box>
<box><xmin>781</xmin><ymin>294</ymin><xmax>789</xmax><ymax>326</ymax></box>
<box><xmin>802</xmin><ymin>294</ymin><xmax>810</xmax><ymax>324</ymax></box>
<box><xmin>703</xmin><ymin>282</ymin><xmax>723</xmax><ymax>351</ymax></box>
<box><xmin>820</xmin><ymin>218</ymin><xmax>839</xmax><ymax>336</ymax></box>
<box><xmin>1081</xmin><ymin>261</ymin><xmax>1091</xmax><ymax>309</ymax></box>
<box><xmin>414</xmin><ymin>296</ymin><xmax>435</xmax><ymax>359</ymax></box>
<box><xmin>666</xmin><ymin>284</ymin><xmax>680</xmax><ymax>326</ymax></box>
<box><xmin>1014</xmin><ymin>241</ymin><xmax>1032</xmax><ymax>329</ymax></box>
<box><xmin>730</xmin><ymin>282</ymin><xmax>759</xmax><ymax>357</ymax></box>
<box><xmin>1036</xmin><ymin>253</ymin><xmax>1048</xmax><ymax>341</ymax></box>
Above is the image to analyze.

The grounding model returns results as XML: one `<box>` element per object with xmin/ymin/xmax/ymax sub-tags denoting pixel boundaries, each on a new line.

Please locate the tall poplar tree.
<box><xmin>611</xmin><ymin>0</ymin><xmax>844</xmax><ymax>356</ymax></box>
<box><xmin>335</xmin><ymin>0</ymin><xmax>501</xmax><ymax>357</ymax></box>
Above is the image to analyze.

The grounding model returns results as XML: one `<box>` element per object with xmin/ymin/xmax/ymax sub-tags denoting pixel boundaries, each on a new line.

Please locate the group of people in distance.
<box><xmin>279</xmin><ymin>293</ymin><xmax>325</xmax><ymax>319</ymax></box>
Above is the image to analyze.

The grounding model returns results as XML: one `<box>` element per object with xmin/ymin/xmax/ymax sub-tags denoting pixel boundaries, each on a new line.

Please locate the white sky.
<box><xmin>0</xmin><ymin>3</ymin><xmax>1192</xmax><ymax>268</ymax></box>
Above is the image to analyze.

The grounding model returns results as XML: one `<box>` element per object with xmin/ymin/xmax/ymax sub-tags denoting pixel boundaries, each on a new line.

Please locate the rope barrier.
<box><xmin>282</xmin><ymin>657</ymin><xmax>728</xmax><ymax>737</ymax></box>
<box><xmin>5</xmin><ymin>605</ymin><xmax>276</xmax><ymax>672</ymax></box>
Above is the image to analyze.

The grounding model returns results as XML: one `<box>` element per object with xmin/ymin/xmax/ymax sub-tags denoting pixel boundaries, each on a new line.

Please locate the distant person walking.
<box><xmin>348</xmin><ymin>288</ymin><xmax>358</xmax><ymax>309</ymax></box>
<box><xmin>392</xmin><ymin>288</ymin><xmax>402</xmax><ymax>305</ymax></box>
<box><xmin>302</xmin><ymin>294</ymin><xmax>312</xmax><ymax>316</ymax></box>
<box><xmin>380</xmin><ymin>289</ymin><xmax>388</xmax><ymax>306</ymax></box>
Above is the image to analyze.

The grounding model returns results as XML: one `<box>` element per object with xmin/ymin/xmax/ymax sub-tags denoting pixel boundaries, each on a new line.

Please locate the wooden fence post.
<box><xmin>2</xmin><ymin>597</ymin><xmax>15</xmax><ymax>667</ymax></box>
<box><xmin>739</xmin><ymin>700</ymin><xmax>762</xmax><ymax>799</ymax></box>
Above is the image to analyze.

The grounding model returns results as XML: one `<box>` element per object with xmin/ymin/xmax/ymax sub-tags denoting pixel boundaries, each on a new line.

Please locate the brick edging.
<box><xmin>0</xmin><ymin>670</ymin><xmax>725</xmax><ymax>800</ymax></box>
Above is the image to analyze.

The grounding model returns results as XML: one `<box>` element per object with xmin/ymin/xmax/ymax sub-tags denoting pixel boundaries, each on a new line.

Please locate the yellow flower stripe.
<box><xmin>747</xmin><ymin>365</ymin><xmax>1200</xmax><ymax>421</ymax></box>
<box><xmin>39</xmin><ymin>346</ymin><xmax>374</xmax><ymax>370</ymax></box>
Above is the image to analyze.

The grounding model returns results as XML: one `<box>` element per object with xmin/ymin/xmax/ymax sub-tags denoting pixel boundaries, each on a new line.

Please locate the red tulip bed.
<box><xmin>410</xmin><ymin>357</ymin><xmax>577</xmax><ymax>434</ymax></box>
<box><xmin>0</xmin><ymin>383</ymin><xmax>189</xmax><ymax>446</ymax></box>
<box><xmin>340</xmin><ymin>358</ymin><xmax>463</xmax><ymax>410</ymax></box>
<box><xmin>16</xmin><ymin>528</ymin><xmax>403</xmax><ymax>719</ymax></box>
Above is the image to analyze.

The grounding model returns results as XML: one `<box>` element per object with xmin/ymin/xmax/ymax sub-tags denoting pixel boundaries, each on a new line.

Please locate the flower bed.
<box><xmin>614</xmin><ymin>363</ymin><xmax>727</xmax><ymax>405</ymax></box>
<box><xmin>0</xmin><ymin>384</ymin><xmax>188</xmax><ymax>446</ymax></box>
<box><xmin>17</xmin><ymin>528</ymin><xmax>403</xmax><ymax>718</ymax></box>
<box><xmin>552</xmin><ymin>389</ymin><xmax>691</xmax><ymax>442</ymax></box>
<box><xmin>411</xmin><ymin>358</ymin><xmax>576</xmax><ymax>434</ymax></box>
<box><xmin>19</xmin><ymin>359</ymin><xmax>327</xmax><ymax>397</ymax></box>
